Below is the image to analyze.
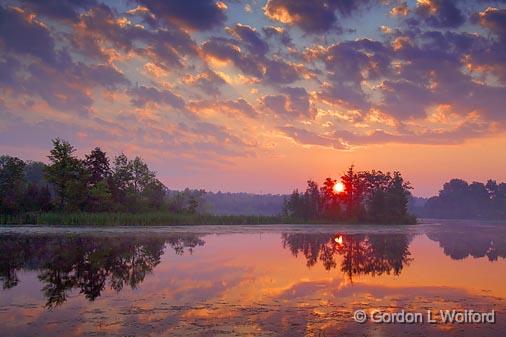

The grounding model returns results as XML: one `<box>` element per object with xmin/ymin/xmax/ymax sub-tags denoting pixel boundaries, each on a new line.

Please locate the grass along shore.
<box><xmin>0</xmin><ymin>212</ymin><xmax>417</xmax><ymax>226</ymax></box>
<box><xmin>0</xmin><ymin>212</ymin><xmax>285</xmax><ymax>226</ymax></box>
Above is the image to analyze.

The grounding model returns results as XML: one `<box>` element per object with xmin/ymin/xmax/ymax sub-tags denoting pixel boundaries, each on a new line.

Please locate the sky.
<box><xmin>0</xmin><ymin>0</ymin><xmax>505</xmax><ymax>197</ymax></box>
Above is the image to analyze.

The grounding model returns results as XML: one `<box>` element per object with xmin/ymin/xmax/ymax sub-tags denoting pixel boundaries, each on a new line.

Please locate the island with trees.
<box><xmin>1</xmin><ymin>138</ymin><xmax>418</xmax><ymax>225</ymax></box>
<box><xmin>283</xmin><ymin>166</ymin><xmax>416</xmax><ymax>224</ymax></box>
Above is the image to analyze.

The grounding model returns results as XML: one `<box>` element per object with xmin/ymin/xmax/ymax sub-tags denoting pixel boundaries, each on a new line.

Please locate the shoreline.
<box><xmin>0</xmin><ymin>211</ymin><xmax>417</xmax><ymax>226</ymax></box>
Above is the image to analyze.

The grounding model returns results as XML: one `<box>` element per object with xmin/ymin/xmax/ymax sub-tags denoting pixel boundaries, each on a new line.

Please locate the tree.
<box><xmin>383</xmin><ymin>171</ymin><xmax>413</xmax><ymax>223</ymax></box>
<box><xmin>424</xmin><ymin>178</ymin><xmax>506</xmax><ymax>219</ymax></box>
<box><xmin>320</xmin><ymin>177</ymin><xmax>341</xmax><ymax>219</ymax></box>
<box><xmin>304</xmin><ymin>180</ymin><xmax>321</xmax><ymax>219</ymax></box>
<box><xmin>142</xmin><ymin>179</ymin><xmax>166</xmax><ymax>210</ymax></box>
<box><xmin>0</xmin><ymin>155</ymin><xmax>26</xmax><ymax>214</ymax></box>
<box><xmin>24</xmin><ymin>161</ymin><xmax>47</xmax><ymax>186</ymax></box>
<box><xmin>131</xmin><ymin>157</ymin><xmax>156</xmax><ymax>193</ymax></box>
<box><xmin>111</xmin><ymin>153</ymin><xmax>134</xmax><ymax>209</ymax></box>
<box><xmin>111</xmin><ymin>154</ymin><xmax>164</xmax><ymax>211</ymax></box>
<box><xmin>285</xmin><ymin>166</ymin><xmax>416</xmax><ymax>224</ymax></box>
<box><xmin>84</xmin><ymin>147</ymin><xmax>110</xmax><ymax>186</ymax></box>
<box><xmin>1</xmin><ymin>141</ymin><xmax>171</xmax><ymax>214</ymax></box>
<box><xmin>45</xmin><ymin>138</ymin><xmax>85</xmax><ymax>210</ymax></box>
<box><xmin>83</xmin><ymin>147</ymin><xmax>113</xmax><ymax>212</ymax></box>
<box><xmin>87</xmin><ymin>180</ymin><xmax>113</xmax><ymax>212</ymax></box>
<box><xmin>22</xmin><ymin>183</ymin><xmax>51</xmax><ymax>211</ymax></box>
<box><xmin>341</xmin><ymin>165</ymin><xmax>366</xmax><ymax>219</ymax></box>
<box><xmin>166</xmin><ymin>188</ymin><xmax>205</xmax><ymax>214</ymax></box>
<box><xmin>283</xmin><ymin>190</ymin><xmax>303</xmax><ymax>218</ymax></box>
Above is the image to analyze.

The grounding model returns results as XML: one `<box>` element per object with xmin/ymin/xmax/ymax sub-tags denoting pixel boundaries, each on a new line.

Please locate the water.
<box><xmin>0</xmin><ymin>221</ymin><xmax>505</xmax><ymax>336</ymax></box>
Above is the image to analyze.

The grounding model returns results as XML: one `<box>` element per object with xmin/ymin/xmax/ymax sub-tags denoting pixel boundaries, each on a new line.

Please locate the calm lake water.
<box><xmin>0</xmin><ymin>221</ymin><xmax>505</xmax><ymax>336</ymax></box>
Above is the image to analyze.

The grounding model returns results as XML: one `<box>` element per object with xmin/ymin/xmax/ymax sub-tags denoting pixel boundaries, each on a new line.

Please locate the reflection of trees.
<box><xmin>0</xmin><ymin>233</ymin><xmax>205</xmax><ymax>308</ymax></box>
<box><xmin>427</xmin><ymin>227</ymin><xmax>506</xmax><ymax>261</ymax></box>
<box><xmin>282</xmin><ymin>233</ymin><xmax>413</xmax><ymax>280</ymax></box>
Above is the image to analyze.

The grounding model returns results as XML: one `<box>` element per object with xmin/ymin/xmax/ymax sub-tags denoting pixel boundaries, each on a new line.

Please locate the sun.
<box><xmin>333</xmin><ymin>182</ymin><xmax>345</xmax><ymax>193</ymax></box>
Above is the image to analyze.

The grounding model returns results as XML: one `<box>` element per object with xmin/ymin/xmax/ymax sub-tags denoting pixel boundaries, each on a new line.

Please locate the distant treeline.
<box><xmin>0</xmin><ymin>138</ymin><xmax>204</xmax><ymax>215</ymax></box>
<box><xmin>416</xmin><ymin>179</ymin><xmax>506</xmax><ymax>219</ymax></box>
<box><xmin>201</xmin><ymin>192</ymin><xmax>285</xmax><ymax>216</ymax></box>
<box><xmin>283</xmin><ymin>166</ymin><xmax>416</xmax><ymax>224</ymax></box>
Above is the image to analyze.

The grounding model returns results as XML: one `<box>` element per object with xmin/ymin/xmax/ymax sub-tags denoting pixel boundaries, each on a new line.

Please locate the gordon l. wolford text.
<box><xmin>354</xmin><ymin>309</ymin><xmax>496</xmax><ymax>324</ymax></box>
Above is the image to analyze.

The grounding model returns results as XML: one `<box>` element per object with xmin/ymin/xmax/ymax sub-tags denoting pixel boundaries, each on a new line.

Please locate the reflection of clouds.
<box><xmin>1</xmin><ymin>230</ymin><xmax>506</xmax><ymax>336</ymax></box>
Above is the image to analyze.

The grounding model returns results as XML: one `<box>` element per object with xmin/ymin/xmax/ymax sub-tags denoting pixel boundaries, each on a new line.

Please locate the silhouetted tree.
<box><xmin>45</xmin><ymin>138</ymin><xmax>86</xmax><ymax>210</ymax></box>
<box><xmin>0</xmin><ymin>155</ymin><xmax>26</xmax><ymax>214</ymax></box>
<box><xmin>320</xmin><ymin>177</ymin><xmax>341</xmax><ymax>219</ymax></box>
<box><xmin>84</xmin><ymin>147</ymin><xmax>110</xmax><ymax>185</ymax></box>
<box><xmin>284</xmin><ymin>166</ymin><xmax>415</xmax><ymax>224</ymax></box>
<box><xmin>424</xmin><ymin>178</ymin><xmax>506</xmax><ymax>219</ymax></box>
<box><xmin>1</xmin><ymin>140</ymin><xmax>176</xmax><ymax>215</ymax></box>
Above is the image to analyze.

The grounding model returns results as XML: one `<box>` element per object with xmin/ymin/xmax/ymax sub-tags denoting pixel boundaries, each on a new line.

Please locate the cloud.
<box><xmin>71</xmin><ymin>4</ymin><xmax>197</xmax><ymax>67</ymax></box>
<box><xmin>0</xmin><ymin>6</ymin><xmax>129</xmax><ymax>115</ymax></box>
<box><xmin>322</xmin><ymin>39</ymin><xmax>392</xmax><ymax>83</ymax></box>
<box><xmin>220</xmin><ymin>98</ymin><xmax>257</xmax><ymax>118</ymax></box>
<box><xmin>23</xmin><ymin>60</ymin><xmax>128</xmax><ymax>115</ymax></box>
<box><xmin>0</xmin><ymin>56</ymin><xmax>20</xmax><ymax>87</ymax></box>
<box><xmin>317</xmin><ymin>82</ymin><xmax>370</xmax><ymax>110</ymax></box>
<box><xmin>262</xmin><ymin>26</ymin><xmax>293</xmax><ymax>46</ymax></box>
<box><xmin>201</xmin><ymin>31</ymin><xmax>301</xmax><ymax>85</ymax></box>
<box><xmin>0</xmin><ymin>5</ymin><xmax>57</xmax><ymax>63</ymax></box>
<box><xmin>188</xmin><ymin>98</ymin><xmax>257</xmax><ymax>118</ymax></box>
<box><xmin>183</xmin><ymin>70</ymin><xmax>226</xmax><ymax>96</ymax></box>
<box><xmin>278</xmin><ymin>118</ymin><xmax>492</xmax><ymax>148</ymax></box>
<box><xmin>137</xmin><ymin>0</ymin><xmax>227</xmax><ymax>31</ymax></box>
<box><xmin>20</xmin><ymin>0</ymin><xmax>97</xmax><ymax>22</ymax></box>
<box><xmin>391</xmin><ymin>2</ymin><xmax>409</xmax><ymax>16</ymax></box>
<box><xmin>261</xmin><ymin>87</ymin><xmax>316</xmax><ymax>119</ymax></box>
<box><xmin>2</xmin><ymin>0</ymin><xmax>506</xmax><ymax>157</ymax></box>
<box><xmin>264</xmin><ymin>59</ymin><xmax>300</xmax><ymax>84</ymax></box>
<box><xmin>278</xmin><ymin>126</ymin><xmax>345</xmax><ymax>149</ymax></box>
<box><xmin>226</xmin><ymin>24</ymin><xmax>269</xmax><ymax>55</ymax></box>
<box><xmin>264</xmin><ymin>0</ymin><xmax>372</xmax><ymax>33</ymax></box>
<box><xmin>335</xmin><ymin>120</ymin><xmax>492</xmax><ymax>145</ymax></box>
<box><xmin>414</xmin><ymin>0</ymin><xmax>465</xmax><ymax>28</ymax></box>
<box><xmin>378</xmin><ymin>80</ymin><xmax>433</xmax><ymax>119</ymax></box>
<box><xmin>129</xmin><ymin>85</ymin><xmax>185</xmax><ymax>109</ymax></box>
<box><xmin>474</xmin><ymin>7</ymin><xmax>506</xmax><ymax>42</ymax></box>
<box><xmin>202</xmin><ymin>37</ymin><xmax>264</xmax><ymax>78</ymax></box>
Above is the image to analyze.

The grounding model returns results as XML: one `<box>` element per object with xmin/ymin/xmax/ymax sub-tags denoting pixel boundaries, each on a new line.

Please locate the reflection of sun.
<box><xmin>333</xmin><ymin>182</ymin><xmax>345</xmax><ymax>193</ymax></box>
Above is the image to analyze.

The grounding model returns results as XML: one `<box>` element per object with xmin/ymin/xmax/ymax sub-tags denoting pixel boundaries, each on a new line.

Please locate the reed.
<box><xmin>0</xmin><ymin>212</ymin><xmax>284</xmax><ymax>226</ymax></box>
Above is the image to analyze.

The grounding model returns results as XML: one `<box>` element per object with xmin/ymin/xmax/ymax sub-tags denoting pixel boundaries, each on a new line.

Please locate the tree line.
<box><xmin>283</xmin><ymin>166</ymin><xmax>416</xmax><ymax>224</ymax></box>
<box><xmin>421</xmin><ymin>178</ymin><xmax>506</xmax><ymax>219</ymax></box>
<box><xmin>0</xmin><ymin>138</ymin><xmax>201</xmax><ymax>215</ymax></box>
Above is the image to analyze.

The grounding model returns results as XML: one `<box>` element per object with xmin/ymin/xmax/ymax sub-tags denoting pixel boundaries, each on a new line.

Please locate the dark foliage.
<box><xmin>0</xmin><ymin>138</ymin><xmax>195</xmax><ymax>215</ymax></box>
<box><xmin>283</xmin><ymin>166</ymin><xmax>416</xmax><ymax>224</ymax></box>
<box><xmin>423</xmin><ymin>178</ymin><xmax>506</xmax><ymax>219</ymax></box>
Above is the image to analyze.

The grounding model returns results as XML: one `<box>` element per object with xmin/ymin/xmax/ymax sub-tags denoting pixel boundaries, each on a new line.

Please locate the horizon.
<box><xmin>1</xmin><ymin>0</ymin><xmax>506</xmax><ymax>198</ymax></box>
<box><xmin>6</xmin><ymin>140</ymin><xmax>505</xmax><ymax>198</ymax></box>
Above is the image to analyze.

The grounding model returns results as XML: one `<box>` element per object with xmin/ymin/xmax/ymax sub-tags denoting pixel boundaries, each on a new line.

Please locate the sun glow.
<box><xmin>333</xmin><ymin>182</ymin><xmax>345</xmax><ymax>193</ymax></box>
